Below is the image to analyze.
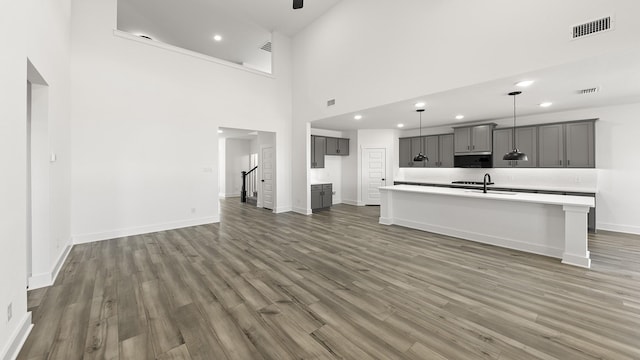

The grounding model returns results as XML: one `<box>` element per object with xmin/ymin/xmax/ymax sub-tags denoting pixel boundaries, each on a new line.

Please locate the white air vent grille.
<box><xmin>260</xmin><ymin>41</ymin><xmax>272</xmax><ymax>52</ymax></box>
<box><xmin>578</xmin><ymin>87</ymin><xmax>599</xmax><ymax>95</ymax></box>
<box><xmin>573</xmin><ymin>16</ymin><xmax>612</xmax><ymax>39</ymax></box>
<box><xmin>327</xmin><ymin>99</ymin><xmax>336</xmax><ymax>106</ymax></box>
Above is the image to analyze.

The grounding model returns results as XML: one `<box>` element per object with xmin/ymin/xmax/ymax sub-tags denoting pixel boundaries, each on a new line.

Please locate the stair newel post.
<box><xmin>241</xmin><ymin>171</ymin><xmax>247</xmax><ymax>203</ymax></box>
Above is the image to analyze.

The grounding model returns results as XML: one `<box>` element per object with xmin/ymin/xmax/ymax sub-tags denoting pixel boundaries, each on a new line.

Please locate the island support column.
<box><xmin>562</xmin><ymin>204</ymin><xmax>592</xmax><ymax>268</ymax></box>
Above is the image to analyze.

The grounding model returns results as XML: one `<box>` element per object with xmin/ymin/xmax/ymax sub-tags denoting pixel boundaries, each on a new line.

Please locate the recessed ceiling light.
<box><xmin>516</xmin><ymin>80</ymin><xmax>535</xmax><ymax>87</ymax></box>
<box><xmin>213</xmin><ymin>34</ymin><xmax>223</xmax><ymax>42</ymax></box>
<box><xmin>414</xmin><ymin>102</ymin><xmax>426</xmax><ymax>108</ymax></box>
<box><xmin>397</xmin><ymin>124</ymin><xmax>405</xmax><ymax>128</ymax></box>
<box><xmin>354</xmin><ymin>114</ymin><xmax>363</xmax><ymax>120</ymax></box>
<box><xmin>218</xmin><ymin>130</ymin><xmax>223</xmax><ymax>134</ymax></box>
<box><xmin>455</xmin><ymin>115</ymin><xmax>465</xmax><ymax>120</ymax></box>
<box><xmin>539</xmin><ymin>102</ymin><xmax>553</xmax><ymax>108</ymax></box>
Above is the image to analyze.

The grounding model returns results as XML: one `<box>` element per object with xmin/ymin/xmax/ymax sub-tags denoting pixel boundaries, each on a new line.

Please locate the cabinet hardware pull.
<box><xmin>467</xmin><ymin>145</ymin><xmax>470</xmax><ymax>150</ymax></box>
<box><xmin>567</xmin><ymin>160</ymin><xmax>571</xmax><ymax>166</ymax></box>
<box><xmin>559</xmin><ymin>160</ymin><xmax>563</xmax><ymax>165</ymax></box>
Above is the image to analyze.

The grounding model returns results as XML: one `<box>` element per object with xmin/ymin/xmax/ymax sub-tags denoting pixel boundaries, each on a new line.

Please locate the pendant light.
<box><xmin>503</xmin><ymin>91</ymin><xmax>528</xmax><ymax>161</ymax></box>
<box><xmin>413</xmin><ymin>109</ymin><xmax>428</xmax><ymax>162</ymax></box>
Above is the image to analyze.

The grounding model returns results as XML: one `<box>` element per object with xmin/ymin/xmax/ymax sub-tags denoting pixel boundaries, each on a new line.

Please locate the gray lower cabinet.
<box><xmin>493</xmin><ymin>127</ymin><xmax>537</xmax><ymax>168</ymax></box>
<box><xmin>311</xmin><ymin>184</ymin><xmax>332</xmax><ymax>211</ymax></box>
<box><xmin>311</xmin><ymin>136</ymin><xmax>326</xmax><ymax>168</ymax></box>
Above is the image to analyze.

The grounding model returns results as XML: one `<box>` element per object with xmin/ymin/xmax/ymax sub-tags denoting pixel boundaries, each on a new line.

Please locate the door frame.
<box><xmin>259</xmin><ymin>144</ymin><xmax>276</xmax><ymax>212</ymax></box>
<box><xmin>361</xmin><ymin>147</ymin><xmax>387</xmax><ymax>206</ymax></box>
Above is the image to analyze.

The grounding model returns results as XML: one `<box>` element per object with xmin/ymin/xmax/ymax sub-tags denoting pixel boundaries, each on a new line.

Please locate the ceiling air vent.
<box><xmin>578</xmin><ymin>87</ymin><xmax>599</xmax><ymax>95</ymax></box>
<box><xmin>572</xmin><ymin>16</ymin><xmax>612</xmax><ymax>39</ymax></box>
<box><xmin>260</xmin><ymin>41</ymin><xmax>272</xmax><ymax>53</ymax></box>
<box><xmin>327</xmin><ymin>99</ymin><xmax>336</xmax><ymax>106</ymax></box>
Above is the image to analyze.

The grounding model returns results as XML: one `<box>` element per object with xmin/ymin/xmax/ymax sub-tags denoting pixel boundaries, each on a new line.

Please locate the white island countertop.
<box><xmin>392</xmin><ymin>180</ymin><xmax>598</xmax><ymax>194</ymax></box>
<box><xmin>381</xmin><ymin>185</ymin><xmax>595</xmax><ymax>208</ymax></box>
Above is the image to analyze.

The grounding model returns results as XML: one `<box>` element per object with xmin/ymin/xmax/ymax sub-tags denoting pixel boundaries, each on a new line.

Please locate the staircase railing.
<box><xmin>241</xmin><ymin>166</ymin><xmax>258</xmax><ymax>203</ymax></box>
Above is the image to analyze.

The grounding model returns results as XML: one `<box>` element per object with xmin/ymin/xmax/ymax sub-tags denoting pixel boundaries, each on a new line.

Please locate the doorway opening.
<box><xmin>217</xmin><ymin>127</ymin><xmax>276</xmax><ymax>211</ymax></box>
<box><xmin>26</xmin><ymin>59</ymin><xmax>51</xmax><ymax>289</ymax></box>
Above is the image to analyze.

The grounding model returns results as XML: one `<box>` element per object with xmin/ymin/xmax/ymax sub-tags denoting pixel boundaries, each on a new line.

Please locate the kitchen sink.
<box><xmin>465</xmin><ymin>190</ymin><xmax>517</xmax><ymax>195</ymax></box>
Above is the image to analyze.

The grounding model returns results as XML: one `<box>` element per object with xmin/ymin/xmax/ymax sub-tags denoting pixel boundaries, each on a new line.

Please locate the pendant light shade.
<box><xmin>413</xmin><ymin>109</ymin><xmax>428</xmax><ymax>162</ymax></box>
<box><xmin>503</xmin><ymin>91</ymin><xmax>528</xmax><ymax>161</ymax></box>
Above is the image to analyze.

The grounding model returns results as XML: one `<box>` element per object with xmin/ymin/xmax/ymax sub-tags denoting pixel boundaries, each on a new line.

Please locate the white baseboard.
<box><xmin>72</xmin><ymin>216</ymin><xmax>219</xmax><ymax>244</ymax></box>
<box><xmin>341</xmin><ymin>199</ymin><xmax>360</xmax><ymax>206</ymax></box>
<box><xmin>391</xmin><ymin>217</ymin><xmax>564</xmax><ymax>260</ymax></box>
<box><xmin>293</xmin><ymin>206</ymin><xmax>312</xmax><ymax>215</ymax></box>
<box><xmin>596</xmin><ymin>222</ymin><xmax>640</xmax><ymax>235</ymax></box>
<box><xmin>562</xmin><ymin>251</ymin><xmax>591</xmax><ymax>268</ymax></box>
<box><xmin>225</xmin><ymin>193</ymin><xmax>240</xmax><ymax>198</ymax></box>
<box><xmin>275</xmin><ymin>206</ymin><xmax>292</xmax><ymax>214</ymax></box>
<box><xmin>1</xmin><ymin>312</ymin><xmax>32</xmax><ymax>360</ymax></box>
<box><xmin>218</xmin><ymin>193</ymin><xmax>226</xmax><ymax>199</ymax></box>
<box><xmin>28</xmin><ymin>243</ymin><xmax>72</xmax><ymax>290</ymax></box>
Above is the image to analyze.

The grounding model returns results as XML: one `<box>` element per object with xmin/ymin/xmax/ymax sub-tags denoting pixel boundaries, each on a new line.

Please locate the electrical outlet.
<box><xmin>7</xmin><ymin>303</ymin><xmax>12</xmax><ymax>322</ymax></box>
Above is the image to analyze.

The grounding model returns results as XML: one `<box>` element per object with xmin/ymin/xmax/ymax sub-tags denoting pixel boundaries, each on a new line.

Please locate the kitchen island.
<box><xmin>379</xmin><ymin>185</ymin><xmax>595</xmax><ymax>268</ymax></box>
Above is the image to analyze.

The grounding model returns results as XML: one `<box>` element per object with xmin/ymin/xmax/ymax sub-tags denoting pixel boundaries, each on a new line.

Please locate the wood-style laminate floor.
<box><xmin>18</xmin><ymin>200</ymin><xmax>640</xmax><ymax>360</ymax></box>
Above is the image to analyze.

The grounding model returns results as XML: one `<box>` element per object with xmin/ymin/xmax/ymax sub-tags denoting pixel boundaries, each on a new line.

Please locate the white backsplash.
<box><xmin>396</xmin><ymin>167</ymin><xmax>598</xmax><ymax>192</ymax></box>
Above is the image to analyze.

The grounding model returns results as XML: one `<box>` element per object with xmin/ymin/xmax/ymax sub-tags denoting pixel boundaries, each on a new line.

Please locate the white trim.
<box><xmin>113</xmin><ymin>30</ymin><xmax>275</xmax><ymax>78</ymax></box>
<box><xmin>293</xmin><ymin>206</ymin><xmax>312</xmax><ymax>215</ymax></box>
<box><xmin>562</xmin><ymin>252</ymin><xmax>592</xmax><ymax>268</ymax></box>
<box><xmin>225</xmin><ymin>193</ymin><xmax>240</xmax><ymax>198</ymax></box>
<box><xmin>72</xmin><ymin>216</ymin><xmax>219</xmax><ymax>244</ymax></box>
<box><xmin>341</xmin><ymin>199</ymin><xmax>360</xmax><ymax>206</ymax></box>
<box><xmin>388</xmin><ymin>217</ymin><xmax>564</xmax><ymax>260</ymax></box>
<box><xmin>596</xmin><ymin>222</ymin><xmax>640</xmax><ymax>235</ymax></box>
<box><xmin>274</xmin><ymin>206</ymin><xmax>292</xmax><ymax>214</ymax></box>
<box><xmin>1</xmin><ymin>312</ymin><xmax>32</xmax><ymax>360</ymax></box>
<box><xmin>28</xmin><ymin>243</ymin><xmax>72</xmax><ymax>290</ymax></box>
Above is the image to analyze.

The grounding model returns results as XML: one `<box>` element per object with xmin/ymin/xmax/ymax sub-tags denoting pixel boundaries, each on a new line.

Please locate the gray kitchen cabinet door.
<box><xmin>312</xmin><ymin>136</ymin><xmax>326</xmax><ymax>168</ymax></box>
<box><xmin>311</xmin><ymin>186</ymin><xmax>323</xmax><ymax>209</ymax></box>
<box><xmin>325</xmin><ymin>137</ymin><xmax>339</xmax><ymax>155</ymax></box>
<box><xmin>454</xmin><ymin>127</ymin><xmax>471</xmax><ymax>153</ymax></box>
<box><xmin>566</xmin><ymin>121</ymin><xmax>595</xmax><ymax>168</ymax></box>
<box><xmin>399</xmin><ymin>138</ymin><xmax>413</xmax><ymax>167</ymax></box>
<box><xmin>492</xmin><ymin>128</ymin><xmax>513</xmax><ymax>168</ymax></box>
<box><xmin>322</xmin><ymin>184</ymin><xmax>333</xmax><ymax>207</ymax></box>
<box><xmin>513</xmin><ymin>126</ymin><xmax>537</xmax><ymax>168</ymax></box>
<box><xmin>424</xmin><ymin>136</ymin><xmax>439</xmax><ymax>167</ymax></box>
<box><xmin>471</xmin><ymin>125</ymin><xmax>493</xmax><ymax>152</ymax></box>
<box><xmin>438</xmin><ymin>134</ymin><xmax>454</xmax><ymax>167</ymax></box>
<box><xmin>538</xmin><ymin>124</ymin><xmax>565</xmax><ymax>167</ymax></box>
<box><xmin>411</xmin><ymin>137</ymin><xmax>425</xmax><ymax>167</ymax></box>
<box><xmin>338</xmin><ymin>138</ymin><xmax>349</xmax><ymax>155</ymax></box>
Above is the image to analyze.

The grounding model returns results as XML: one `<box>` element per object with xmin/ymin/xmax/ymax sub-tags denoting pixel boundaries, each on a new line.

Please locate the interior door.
<box><xmin>261</xmin><ymin>146</ymin><xmax>274</xmax><ymax>210</ymax></box>
<box><xmin>362</xmin><ymin>148</ymin><xmax>386</xmax><ymax>205</ymax></box>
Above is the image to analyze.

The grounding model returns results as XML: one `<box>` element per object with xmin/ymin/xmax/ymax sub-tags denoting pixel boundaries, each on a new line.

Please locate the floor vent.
<box><xmin>260</xmin><ymin>41</ymin><xmax>272</xmax><ymax>53</ymax></box>
<box><xmin>578</xmin><ymin>87</ymin><xmax>599</xmax><ymax>95</ymax></box>
<box><xmin>572</xmin><ymin>16</ymin><xmax>612</xmax><ymax>39</ymax></box>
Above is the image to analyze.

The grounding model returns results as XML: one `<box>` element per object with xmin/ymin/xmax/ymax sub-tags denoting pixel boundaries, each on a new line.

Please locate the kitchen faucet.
<box><xmin>483</xmin><ymin>173</ymin><xmax>492</xmax><ymax>193</ymax></box>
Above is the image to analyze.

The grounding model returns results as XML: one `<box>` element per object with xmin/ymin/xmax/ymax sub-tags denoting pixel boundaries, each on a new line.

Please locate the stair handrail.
<box><xmin>241</xmin><ymin>166</ymin><xmax>259</xmax><ymax>203</ymax></box>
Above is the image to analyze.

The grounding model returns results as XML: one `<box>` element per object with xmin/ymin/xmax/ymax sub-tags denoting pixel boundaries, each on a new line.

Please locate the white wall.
<box><xmin>70</xmin><ymin>0</ymin><xmax>294</xmax><ymax>243</ymax></box>
<box><xmin>341</xmin><ymin>130</ymin><xmax>358</xmax><ymax>205</ymax></box>
<box><xmin>396</xmin><ymin>102</ymin><xmax>640</xmax><ymax>234</ymax></box>
<box><xmin>218</xmin><ymin>138</ymin><xmax>226</xmax><ymax>197</ymax></box>
<box><xmin>224</xmin><ymin>139</ymin><xmax>251</xmax><ymax>197</ymax></box>
<box><xmin>291</xmin><ymin>0</ymin><xmax>640</xmax><ymax>212</ymax></box>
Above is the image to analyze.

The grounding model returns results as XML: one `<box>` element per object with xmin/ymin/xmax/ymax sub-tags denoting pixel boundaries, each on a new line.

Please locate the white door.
<box><xmin>261</xmin><ymin>146</ymin><xmax>274</xmax><ymax>210</ymax></box>
<box><xmin>362</xmin><ymin>148</ymin><xmax>386</xmax><ymax>205</ymax></box>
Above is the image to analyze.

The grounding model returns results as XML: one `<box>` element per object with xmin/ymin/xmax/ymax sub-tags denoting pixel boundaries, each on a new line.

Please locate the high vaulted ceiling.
<box><xmin>117</xmin><ymin>0</ymin><xmax>342</xmax><ymax>71</ymax></box>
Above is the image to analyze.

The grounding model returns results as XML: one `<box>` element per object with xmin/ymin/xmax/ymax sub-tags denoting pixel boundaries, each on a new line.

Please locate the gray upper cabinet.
<box><xmin>514</xmin><ymin>126</ymin><xmax>537</xmax><ymax>168</ymax></box>
<box><xmin>454</xmin><ymin>124</ymin><xmax>495</xmax><ymax>154</ymax></box>
<box><xmin>399</xmin><ymin>137</ymin><xmax>413</xmax><ymax>167</ymax></box>
<box><xmin>311</xmin><ymin>136</ymin><xmax>326</xmax><ymax>168</ymax></box>
<box><xmin>493</xmin><ymin>128</ymin><xmax>513</xmax><ymax>168</ymax></box>
<box><xmin>424</xmin><ymin>136</ymin><xmax>439</xmax><ymax>168</ymax></box>
<box><xmin>438</xmin><ymin>134</ymin><xmax>454</xmax><ymax>168</ymax></box>
<box><xmin>325</xmin><ymin>137</ymin><xmax>350</xmax><ymax>156</ymax></box>
<box><xmin>411</xmin><ymin>137</ymin><xmax>425</xmax><ymax>167</ymax></box>
<box><xmin>566</xmin><ymin>121</ymin><xmax>595</xmax><ymax>168</ymax></box>
<box><xmin>454</xmin><ymin>127</ymin><xmax>471</xmax><ymax>153</ymax></box>
<box><xmin>400</xmin><ymin>134</ymin><xmax>453</xmax><ymax>168</ymax></box>
<box><xmin>538</xmin><ymin>124</ymin><xmax>565</xmax><ymax>168</ymax></box>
